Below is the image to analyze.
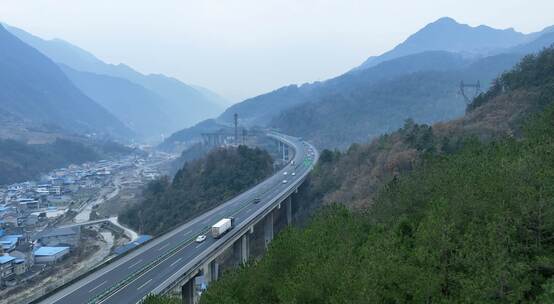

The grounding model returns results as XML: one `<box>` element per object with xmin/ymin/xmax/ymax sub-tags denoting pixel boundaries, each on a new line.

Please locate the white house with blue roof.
<box><xmin>34</xmin><ymin>246</ymin><xmax>69</xmax><ymax>264</ymax></box>
<box><xmin>0</xmin><ymin>234</ymin><xmax>22</xmax><ymax>252</ymax></box>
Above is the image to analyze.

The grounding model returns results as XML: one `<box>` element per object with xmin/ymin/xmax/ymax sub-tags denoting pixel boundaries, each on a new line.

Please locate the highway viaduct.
<box><xmin>33</xmin><ymin>132</ymin><xmax>317</xmax><ymax>304</ymax></box>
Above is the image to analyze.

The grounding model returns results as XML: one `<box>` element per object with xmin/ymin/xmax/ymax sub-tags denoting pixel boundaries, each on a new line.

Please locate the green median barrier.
<box><xmin>88</xmin><ymin>197</ymin><xmax>257</xmax><ymax>303</ymax></box>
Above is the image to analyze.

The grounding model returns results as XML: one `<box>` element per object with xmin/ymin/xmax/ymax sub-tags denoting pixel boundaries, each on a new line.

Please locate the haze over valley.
<box><xmin>0</xmin><ymin>2</ymin><xmax>554</xmax><ymax>304</ymax></box>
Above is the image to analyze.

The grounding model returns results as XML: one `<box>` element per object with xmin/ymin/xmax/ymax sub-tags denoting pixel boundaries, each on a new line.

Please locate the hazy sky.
<box><xmin>1</xmin><ymin>1</ymin><xmax>553</xmax><ymax>102</ymax></box>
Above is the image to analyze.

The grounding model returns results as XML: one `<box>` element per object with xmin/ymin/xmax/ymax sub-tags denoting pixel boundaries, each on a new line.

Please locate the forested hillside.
<box><xmin>195</xmin><ymin>47</ymin><xmax>554</xmax><ymax>303</ymax></box>
<box><xmin>0</xmin><ymin>138</ymin><xmax>133</xmax><ymax>185</ymax></box>
<box><xmin>269</xmin><ymin>52</ymin><xmax>527</xmax><ymax>149</ymax></box>
<box><xmin>119</xmin><ymin>146</ymin><xmax>273</xmax><ymax>235</ymax></box>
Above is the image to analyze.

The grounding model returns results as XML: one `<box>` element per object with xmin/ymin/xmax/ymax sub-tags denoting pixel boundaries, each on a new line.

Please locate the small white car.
<box><xmin>283</xmin><ymin>171</ymin><xmax>288</xmax><ymax>175</ymax></box>
<box><xmin>282</xmin><ymin>180</ymin><xmax>288</xmax><ymax>184</ymax></box>
<box><xmin>195</xmin><ymin>235</ymin><xmax>207</xmax><ymax>243</ymax></box>
<box><xmin>291</xmin><ymin>172</ymin><xmax>296</xmax><ymax>176</ymax></box>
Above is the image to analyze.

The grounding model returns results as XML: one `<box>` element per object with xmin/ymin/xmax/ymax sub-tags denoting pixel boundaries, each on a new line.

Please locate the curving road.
<box><xmin>36</xmin><ymin>133</ymin><xmax>317</xmax><ymax>304</ymax></box>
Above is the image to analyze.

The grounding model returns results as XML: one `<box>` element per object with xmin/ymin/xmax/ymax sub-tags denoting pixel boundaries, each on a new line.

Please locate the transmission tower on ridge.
<box><xmin>459</xmin><ymin>80</ymin><xmax>481</xmax><ymax>104</ymax></box>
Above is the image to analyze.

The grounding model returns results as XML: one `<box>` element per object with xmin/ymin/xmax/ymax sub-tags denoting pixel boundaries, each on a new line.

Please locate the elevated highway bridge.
<box><xmin>34</xmin><ymin>132</ymin><xmax>318</xmax><ymax>304</ymax></box>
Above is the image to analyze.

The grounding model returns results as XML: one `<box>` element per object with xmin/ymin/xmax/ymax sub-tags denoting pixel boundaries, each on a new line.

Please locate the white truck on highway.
<box><xmin>211</xmin><ymin>218</ymin><xmax>235</xmax><ymax>238</ymax></box>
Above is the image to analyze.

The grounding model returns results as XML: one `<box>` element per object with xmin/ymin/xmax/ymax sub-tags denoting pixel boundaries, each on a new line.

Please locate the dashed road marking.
<box><xmin>128</xmin><ymin>259</ymin><xmax>143</xmax><ymax>269</ymax></box>
<box><xmin>137</xmin><ymin>279</ymin><xmax>153</xmax><ymax>290</ymax></box>
<box><xmin>89</xmin><ymin>280</ymin><xmax>107</xmax><ymax>293</ymax></box>
<box><xmin>170</xmin><ymin>257</ymin><xmax>183</xmax><ymax>268</ymax></box>
<box><xmin>158</xmin><ymin>243</ymin><xmax>170</xmax><ymax>251</ymax></box>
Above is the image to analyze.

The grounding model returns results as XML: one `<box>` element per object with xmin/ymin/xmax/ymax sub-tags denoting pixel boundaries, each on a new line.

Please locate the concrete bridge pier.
<box><xmin>198</xmin><ymin>260</ymin><xmax>219</xmax><ymax>291</ymax></box>
<box><xmin>275</xmin><ymin>139</ymin><xmax>290</xmax><ymax>162</ymax></box>
<box><xmin>249</xmin><ymin>220</ymin><xmax>265</xmax><ymax>258</ymax></box>
<box><xmin>240</xmin><ymin>234</ymin><xmax>249</xmax><ymax>264</ymax></box>
<box><xmin>182</xmin><ymin>272</ymin><xmax>202</xmax><ymax>304</ymax></box>
<box><xmin>201</xmin><ymin>262</ymin><xmax>211</xmax><ymax>284</ymax></box>
<box><xmin>264</xmin><ymin>210</ymin><xmax>274</xmax><ymax>249</ymax></box>
<box><xmin>231</xmin><ymin>233</ymin><xmax>250</xmax><ymax>265</ymax></box>
<box><xmin>182</xmin><ymin>278</ymin><xmax>194</xmax><ymax>304</ymax></box>
<box><xmin>210</xmin><ymin>260</ymin><xmax>219</xmax><ymax>281</ymax></box>
<box><xmin>286</xmin><ymin>196</ymin><xmax>292</xmax><ymax>225</ymax></box>
<box><xmin>278</xmin><ymin>140</ymin><xmax>284</xmax><ymax>157</ymax></box>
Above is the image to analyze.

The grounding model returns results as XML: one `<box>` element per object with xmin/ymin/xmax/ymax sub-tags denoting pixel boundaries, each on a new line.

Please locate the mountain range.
<box><xmin>162</xmin><ymin>17</ymin><xmax>554</xmax><ymax>150</ymax></box>
<box><xmin>355</xmin><ymin>17</ymin><xmax>549</xmax><ymax>70</ymax></box>
<box><xmin>0</xmin><ymin>22</ymin><xmax>230</xmax><ymax>183</ymax></box>
<box><xmin>0</xmin><ymin>25</ymin><xmax>132</xmax><ymax>139</ymax></box>
<box><xmin>3</xmin><ymin>23</ymin><xmax>227</xmax><ymax>142</ymax></box>
<box><xmin>2</xmin><ymin>17</ymin><xmax>554</xmax><ymax>151</ymax></box>
<box><xmin>270</xmin><ymin>51</ymin><xmax>525</xmax><ymax>148</ymax></box>
<box><xmin>60</xmin><ymin>64</ymin><xmax>174</xmax><ymax>141</ymax></box>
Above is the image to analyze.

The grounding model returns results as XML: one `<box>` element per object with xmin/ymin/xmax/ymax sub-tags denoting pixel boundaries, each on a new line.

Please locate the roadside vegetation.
<box><xmin>0</xmin><ymin>138</ymin><xmax>133</xmax><ymax>184</ymax></box>
<box><xmin>141</xmin><ymin>295</ymin><xmax>180</xmax><ymax>304</ymax></box>
<box><xmin>120</xmin><ymin>145</ymin><xmax>273</xmax><ymax>235</ymax></box>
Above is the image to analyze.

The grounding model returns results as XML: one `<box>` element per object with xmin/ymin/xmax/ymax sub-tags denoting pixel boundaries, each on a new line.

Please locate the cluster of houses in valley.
<box><xmin>0</xmin><ymin>226</ymin><xmax>80</xmax><ymax>287</ymax></box>
<box><xmin>0</xmin><ymin>150</ymin><xmax>171</xmax><ymax>290</ymax></box>
<box><xmin>0</xmin><ymin>158</ymin><xmax>138</xmax><ymax>288</ymax></box>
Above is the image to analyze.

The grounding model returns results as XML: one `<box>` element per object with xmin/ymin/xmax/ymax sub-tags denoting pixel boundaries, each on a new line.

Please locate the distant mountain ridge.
<box><xmin>4</xmin><ymin>23</ymin><xmax>227</xmax><ymax>139</ymax></box>
<box><xmin>162</xmin><ymin>17</ymin><xmax>554</xmax><ymax>150</ymax></box>
<box><xmin>355</xmin><ymin>17</ymin><xmax>549</xmax><ymax>70</ymax></box>
<box><xmin>217</xmin><ymin>18</ymin><xmax>554</xmax><ymax>130</ymax></box>
<box><xmin>60</xmin><ymin>65</ymin><xmax>175</xmax><ymax>141</ymax></box>
<box><xmin>268</xmin><ymin>28</ymin><xmax>554</xmax><ymax>149</ymax></box>
<box><xmin>217</xmin><ymin>50</ymin><xmax>470</xmax><ymax>126</ymax></box>
<box><xmin>0</xmin><ymin>25</ymin><xmax>133</xmax><ymax>139</ymax></box>
<box><xmin>270</xmin><ymin>52</ymin><xmax>524</xmax><ymax>148</ymax></box>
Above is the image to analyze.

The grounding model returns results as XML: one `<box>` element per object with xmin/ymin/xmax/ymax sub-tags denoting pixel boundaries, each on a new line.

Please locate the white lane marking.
<box><xmin>88</xmin><ymin>280</ymin><xmax>107</xmax><ymax>293</ymax></box>
<box><xmin>128</xmin><ymin>259</ymin><xmax>143</xmax><ymax>269</ymax></box>
<box><xmin>195</xmin><ymin>243</ymin><xmax>204</xmax><ymax>249</ymax></box>
<box><xmin>157</xmin><ymin>243</ymin><xmax>170</xmax><ymax>251</ymax></box>
<box><xmin>246</xmin><ymin>208</ymin><xmax>252</xmax><ymax>213</ymax></box>
<box><xmin>137</xmin><ymin>278</ymin><xmax>153</xmax><ymax>290</ymax></box>
<box><xmin>183</xmin><ymin>230</ymin><xmax>192</xmax><ymax>236</ymax></box>
<box><xmin>169</xmin><ymin>257</ymin><xmax>183</xmax><ymax>268</ymax></box>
